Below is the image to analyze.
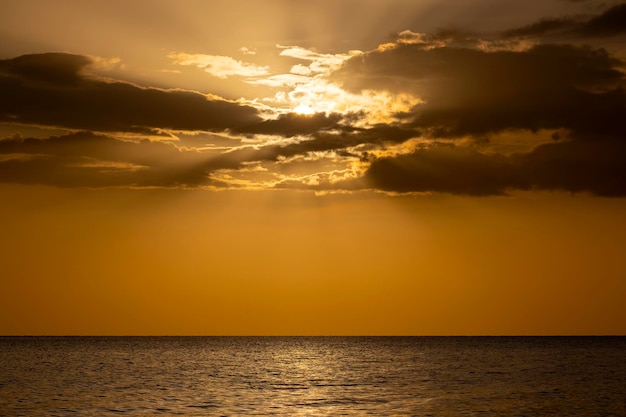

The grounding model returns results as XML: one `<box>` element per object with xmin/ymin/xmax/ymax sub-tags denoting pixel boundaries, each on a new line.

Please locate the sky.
<box><xmin>1</xmin><ymin>0</ymin><xmax>625</xmax><ymax>335</ymax></box>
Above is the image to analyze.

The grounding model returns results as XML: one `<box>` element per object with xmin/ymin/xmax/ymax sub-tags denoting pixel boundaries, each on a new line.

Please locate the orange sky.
<box><xmin>1</xmin><ymin>0</ymin><xmax>625</xmax><ymax>335</ymax></box>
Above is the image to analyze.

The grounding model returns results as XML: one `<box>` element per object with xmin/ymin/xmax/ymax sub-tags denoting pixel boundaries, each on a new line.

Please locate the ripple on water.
<box><xmin>0</xmin><ymin>336</ymin><xmax>624</xmax><ymax>416</ymax></box>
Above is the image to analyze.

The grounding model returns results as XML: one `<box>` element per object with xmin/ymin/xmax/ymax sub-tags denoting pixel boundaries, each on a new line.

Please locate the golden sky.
<box><xmin>1</xmin><ymin>0</ymin><xmax>625</xmax><ymax>335</ymax></box>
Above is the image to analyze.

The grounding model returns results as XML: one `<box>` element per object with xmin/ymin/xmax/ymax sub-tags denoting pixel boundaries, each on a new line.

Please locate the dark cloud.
<box><xmin>0</xmin><ymin>131</ymin><xmax>241</xmax><ymax>187</ymax></box>
<box><xmin>518</xmin><ymin>136</ymin><xmax>626</xmax><ymax>196</ymax></box>
<box><xmin>0</xmin><ymin>52</ymin><xmax>91</xmax><ymax>85</ymax></box>
<box><xmin>235</xmin><ymin>112</ymin><xmax>343</xmax><ymax>136</ymax></box>
<box><xmin>502</xmin><ymin>17</ymin><xmax>581</xmax><ymax>38</ymax></box>
<box><xmin>227</xmin><ymin>124</ymin><xmax>419</xmax><ymax>162</ymax></box>
<box><xmin>503</xmin><ymin>3</ymin><xmax>626</xmax><ymax>38</ymax></box>
<box><xmin>580</xmin><ymin>3</ymin><xmax>626</xmax><ymax>36</ymax></box>
<box><xmin>364</xmin><ymin>137</ymin><xmax>626</xmax><ymax>196</ymax></box>
<box><xmin>0</xmin><ymin>123</ymin><xmax>420</xmax><ymax>188</ymax></box>
<box><xmin>331</xmin><ymin>12</ymin><xmax>626</xmax><ymax>196</ymax></box>
<box><xmin>0</xmin><ymin>53</ymin><xmax>261</xmax><ymax>132</ymax></box>
<box><xmin>334</xmin><ymin>43</ymin><xmax>625</xmax><ymax>138</ymax></box>
<box><xmin>365</xmin><ymin>145</ymin><xmax>513</xmax><ymax>195</ymax></box>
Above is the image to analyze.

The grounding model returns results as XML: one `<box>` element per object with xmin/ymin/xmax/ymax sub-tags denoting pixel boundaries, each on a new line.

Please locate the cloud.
<box><xmin>277</xmin><ymin>45</ymin><xmax>360</xmax><ymax>73</ymax></box>
<box><xmin>578</xmin><ymin>3</ymin><xmax>626</xmax><ymax>36</ymax></box>
<box><xmin>235</xmin><ymin>112</ymin><xmax>344</xmax><ymax>136</ymax></box>
<box><xmin>247</xmin><ymin>73</ymin><xmax>310</xmax><ymax>87</ymax></box>
<box><xmin>168</xmin><ymin>52</ymin><xmax>269</xmax><ymax>78</ymax></box>
<box><xmin>0</xmin><ymin>52</ymin><xmax>91</xmax><ymax>85</ymax></box>
<box><xmin>365</xmin><ymin>144</ymin><xmax>512</xmax><ymax>195</ymax></box>
<box><xmin>502</xmin><ymin>17</ymin><xmax>581</xmax><ymax>38</ymax></box>
<box><xmin>330</xmin><ymin>14</ymin><xmax>626</xmax><ymax>196</ymax></box>
<box><xmin>0</xmin><ymin>53</ymin><xmax>261</xmax><ymax>133</ymax></box>
<box><xmin>364</xmin><ymin>138</ymin><xmax>626</xmax><ymax>196</ymax></box>
<box><xmin>239</xmin><ymin>47</ymin><xmax>257</xmax><ymax>56</ymax></box>
<box><xmin>0</xmin><ymin>120</ymin><xmax>418</xmax><ymax>189</ymax></box>
<box><xmin>503</xmin><ymin>3</ymin><xmax>626</xmax><ymax>38</ymax></box>
<box><xmin>333</xmin><ymin>42</ymin><xmax>625</xmax><ymax>138</ymax></box>
<box><xmin>2</xmin><ymin>4</ymin><xmax>625</xmax><ymax>196</ymax></box>
<box><xmin>230</xmin><ymin>121</ymin><xmax>420</xmax><ymax>162</ymax></box>
<box><xmin>0</xmin><ymin>131</ymin><xmax>246</xmax><ymax>187</ymax></box>
<box><xmin>290</xmin><ymin>64</ymin><xmax>312</xmax><ymax>76</ymax></box>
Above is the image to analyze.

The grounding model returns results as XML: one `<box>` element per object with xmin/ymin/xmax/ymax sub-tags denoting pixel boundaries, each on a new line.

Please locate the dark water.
<box><xmin>1</xmin><ymin>337</ymin><xmax>624</xmax><ymax>416</ymax></box>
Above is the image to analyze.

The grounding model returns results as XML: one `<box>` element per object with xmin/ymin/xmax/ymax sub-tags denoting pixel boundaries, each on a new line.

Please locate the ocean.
<box><xmin>1</xmin><ymin>337</ymin><xmax>624</xmax><ymax>416</ymax></box>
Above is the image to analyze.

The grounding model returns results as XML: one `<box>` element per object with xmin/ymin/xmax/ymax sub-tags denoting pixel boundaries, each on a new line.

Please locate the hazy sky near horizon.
<box><xmin>1</xmin><ymin>0</ymin><xmax>625</xmax><ymax>335</ymax></box>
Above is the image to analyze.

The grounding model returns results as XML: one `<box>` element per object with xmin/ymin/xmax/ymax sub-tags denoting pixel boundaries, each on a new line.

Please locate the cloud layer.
<box><xmin>1</xmin><ymin>3</ymin><xmax>625</xmax><ymax>195</ymax></box>
<box><xmin>331</xmin><ymin>4</ymin><xmax>626</xmax><ymax>195</ymax></box>
<box><xmin>503</xmin><ymin>3</ymin><xmax>626</xmax><ymax>38</ymax></box>
<box><xmin>0</xmin><ymin>53</ymin><xmax>261</xmax><ymax>132</ymax></box>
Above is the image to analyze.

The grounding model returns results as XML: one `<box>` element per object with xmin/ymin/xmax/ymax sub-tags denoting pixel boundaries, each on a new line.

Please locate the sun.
<box><xmin>293</xmin><ymin>103</ymin><xmax>316</xmax><ymax>115</ymax></box>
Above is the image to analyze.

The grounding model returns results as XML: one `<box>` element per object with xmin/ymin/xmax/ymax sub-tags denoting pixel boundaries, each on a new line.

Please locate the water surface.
<box><xmin>1</xmin><ymin>336</ymin><xmax>624</xmax><ymax>416</ymax></box>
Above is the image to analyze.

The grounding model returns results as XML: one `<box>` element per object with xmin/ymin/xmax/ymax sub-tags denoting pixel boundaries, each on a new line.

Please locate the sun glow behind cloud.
<box><xmin>293</xmin><ymin>104</ymin><xmax>315</xmax><ymax>115</ymax></box>
<box><xmin>267</xmin><ymin>45</ymin><xmax>424</xmax><ymax>121</ymax></box>
<box><xmin>168</xmin><ymin>44</ymin><xmax>423</xmax><ymax>123</ymax></box>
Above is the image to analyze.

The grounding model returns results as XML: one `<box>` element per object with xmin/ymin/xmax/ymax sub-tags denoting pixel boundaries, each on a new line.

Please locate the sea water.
<box><xmin>1</xmin><ymin>337</ymin><xmax>624</xmax><ymax>416</ymax></box>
